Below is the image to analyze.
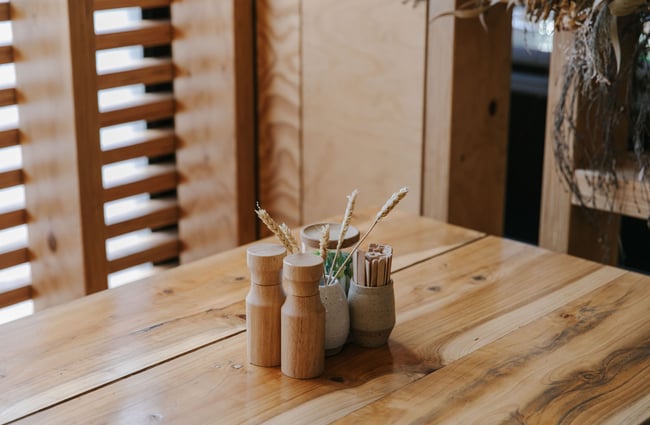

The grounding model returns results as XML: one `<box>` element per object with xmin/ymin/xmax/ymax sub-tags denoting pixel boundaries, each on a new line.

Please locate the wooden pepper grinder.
<box><xmin>246</xmin><ymin>243</ymin><xmax>287</xmax><ymax>367</ymax></box>
<box><xmin>281</xmin><ymin>253</ymin><xmax>325</xmax><ymax>379</ymax></box>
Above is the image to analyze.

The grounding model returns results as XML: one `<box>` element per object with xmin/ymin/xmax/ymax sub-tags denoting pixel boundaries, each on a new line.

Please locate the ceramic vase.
<box><xmin>319</xmin><ymin>277</ymin><xmax>349</xmax><ymax>356</ymax></box>
<box><xmin>348</xmin><ymin>279</ymin><xmax>395</xmax><ymax>347</ymax></box>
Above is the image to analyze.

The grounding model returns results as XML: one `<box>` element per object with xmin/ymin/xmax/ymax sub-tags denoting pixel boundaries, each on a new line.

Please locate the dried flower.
<box><xmin>255</xmin><ymin>204</ymin><xmax>293</xmax><ymax>254</ymax></box>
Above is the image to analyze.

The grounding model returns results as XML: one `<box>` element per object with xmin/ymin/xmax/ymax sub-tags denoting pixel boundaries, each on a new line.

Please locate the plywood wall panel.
<box><xmin>301</xmin><ymin>0</ymin><xmax>426</xmax><ymax>223</ymax></box>
<box><xmin>256</xmin><ymin>0</ymin><xmax>302</xmax><ymax>231</ymax></box>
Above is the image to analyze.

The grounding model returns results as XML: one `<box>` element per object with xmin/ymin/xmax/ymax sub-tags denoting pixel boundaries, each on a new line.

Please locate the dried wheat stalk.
<box><xmin>319</xmin><ymin>224</ymin><xmax>329</xmax><ymax>281</ymax></box>
<box><xmin>255</xmin><ymin>205</ymin><xmax>294</xmax><ymax>254</ymax></box>
<box><xmin>280</xmin><ymin>223</ymin><xmax>300</xmax><ymax>254</ymax></box>
<box><xmin>332</xmin><ymin>187</ymin><xmax>409</xmax><ymax>280</ymax></box>
<box><xmin>326</xmin><ymin>189</ymin><xmax>358</xmax><ymax>284</ymax></box>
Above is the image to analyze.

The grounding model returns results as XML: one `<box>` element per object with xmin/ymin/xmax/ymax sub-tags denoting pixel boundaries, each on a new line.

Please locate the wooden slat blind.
<box><xmin>95</xmin><ymin>4</ymin><xmax>179</xmax><ymax>278</ymax></box>
<box><xmin>0</xmin><ymin>0</ymin><xmax>32</xmax><ymax>311</ymax></box>
<box><xmin>1</xmin><ymin>0</ymin><xmax>255</xmax><ymax>316</ymax></box>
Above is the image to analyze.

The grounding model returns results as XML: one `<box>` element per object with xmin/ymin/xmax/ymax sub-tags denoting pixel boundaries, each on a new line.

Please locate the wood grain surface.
<box><xmin>172</xmin><ymin>0</ymin><xmax>256</xmax><ymax>263</ymax></box>
<box><xmin>334</xmin><ymin>270</ymin><xmax>650</xmax><ymax>425</ymax></box>
<box><xmin>256</xmin><ymin>0</ymin><xmax>302</xmax><ymax>231</ymax></box>
<box><xmin>0</xmin><ymin>211</ymin><xmax>481</xmax><ymax>424</ymax></box>
<box><xmin>301</xmin><ymin>0</ymin><xmax>426</xmax><ymax>222</ymax></box>
<box><xmin>13</xmin><ymin>0</ymin><xmax>108</xmax><ymax>308</ymax></box>
<box><xmin>423</xmin><ymin>1</ymin><xmax>511</xmax><ymax>235</ymax></box>
<box><xmin>10</xmin><ymin>234</ymin><xmax>646</xmax><ymax>424</ymax></box>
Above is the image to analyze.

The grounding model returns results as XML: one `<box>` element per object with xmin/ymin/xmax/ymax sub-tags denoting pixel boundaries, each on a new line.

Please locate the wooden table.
<box><xmin>1</xmin><ymin>211</ymin><xmax>649</xmax><ymax>424</ymax></box>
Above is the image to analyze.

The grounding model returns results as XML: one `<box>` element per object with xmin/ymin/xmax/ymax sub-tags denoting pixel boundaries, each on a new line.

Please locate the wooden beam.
<box><xmin>172</xmin><ymin>0</ymin><xmax>256</xmax><ymax>263</ymax></box>
<box><xmin>573</xmin><ymin>159</ymin><xmax>650</xmax><ymax>220</ymax></box>
<box><xmin>106</xmin><ymin>230</ymin><xmax>179</xmax><ymax>273</ymax></box>
<box><xmin>0</xmin><ymin>86</ymin><xmax>16</xmax><ymax>107</ymax></box>
<box><xmin>95</xmin><ymin>20</ymin><xmax>172</xmax><ymax>50</ymax></box>
<box><xmin>0</xmin><ymin>44</ymin><xmax>13</xmax><ymax>65</ymax></box>
<box><xmin>0</xmin><ymin>168</ymin><xmax>22</xmax><ymax>189</ymax></box>
<box><xmin>98</xmin><ymin>93</ymin><xmax>174</xmax><ymax>127</ymax></box>
<box><xmin>0</xmin><ymin>205</ymin><xmax>26</xmax><ymax>231</ymax></box>
<box><xmin>93</xmin><ymin>0</ymin><xmax>170</xmax><ymax>10</ymax></box>
<box><xmin>103</xmin><ymin>163</ymin><xmax>177</xmax><ymax>202</ymax></box>
<box><xmin>97</xmin><ymin>57</ymin><xmax>173</xmax><ymax>90</ymax></box>
<box><xmin>0</xmin><ymin>283</ymin><xmax>32</xmax><ymax>309</ymax></box>
<box><xmin>0</xmin><ymin>3</ymin><xmax>10</xmax><ymax>21</ymax></box>
<box><xmin>101</xmin><ymin>128</ymin><xmax>175</xmax><ymax>165</ymax></box>
<box><xmin>256</xmin><ymin>0</ymin><xmax>302</xmax><ymax>232</ymax></box>
<box><xmin>0</xmin><ymin>127</ymin><xmax>19</xmax><ymax>148</ymax></box>
<box><xmin>105</xmin><ymin>197</ymin><xmax>178</xmax><ymax>238</ymax></box>
<box><xmin>13</xmin><ymin>0</ymin><xmax>108</xmax><ymax>309</ymax></box>
<box><xmin>423</xmin><ymin>1</ymin><xmax>512</xmax><ymax>235</ymax></box>
<box><xmin>0</xmin><ymin>243</ymin><xmax>28</xmax><ymax>270</ymax></box>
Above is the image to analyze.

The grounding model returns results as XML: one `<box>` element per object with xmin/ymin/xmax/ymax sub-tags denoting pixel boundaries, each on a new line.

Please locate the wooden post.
<box><xmin>172</xmin><ymin>0</ymin><xmax>256</xmax><ymax>262</ymax></box>
<box><xmin>422</xmin><ymin>1</ymin><xmax>512</xmax><ymax>235</ymax></box>
<box><xmin>13</xmin><ymin>0</ymin><xmax>108</xmax><ymax>309</ymax></box>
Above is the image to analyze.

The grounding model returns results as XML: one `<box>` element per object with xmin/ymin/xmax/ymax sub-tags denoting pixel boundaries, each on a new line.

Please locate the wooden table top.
<box><xmin>1</xmin><ymin>210</ymin><xmax>649</xmax><ymax>424</ymax></box>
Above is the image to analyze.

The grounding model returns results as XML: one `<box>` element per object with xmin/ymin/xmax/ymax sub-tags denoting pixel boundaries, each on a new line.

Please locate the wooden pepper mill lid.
<box><xmin>247</xmin><ymin>244</ymin><xmax>286</xmax><ymax>284</ymax></box>
<box><xmin>301</xmin><ymin>223</ymin><xmax>359</xmax><ymax>249</ymax></box>
<box><xmin>283</xmin><ymin>254</ymin><xmax>323</xmax><ymax>296</ymax></box>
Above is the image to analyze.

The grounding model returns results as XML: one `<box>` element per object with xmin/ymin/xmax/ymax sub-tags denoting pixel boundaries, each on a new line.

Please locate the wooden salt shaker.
<box><xmin>246</xmin><ymin>243</ymin><xmax>286</xmax><ymax>367</ymax></box>
<box><xmin>281</xmin><ymin>253</ymin><xmax>325</xmax><ymax>379</ymax></box>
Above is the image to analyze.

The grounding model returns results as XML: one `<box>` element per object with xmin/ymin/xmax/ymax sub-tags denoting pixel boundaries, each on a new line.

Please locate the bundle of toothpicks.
<box><xmin>255</xmin><ymin>187</ymin><xmax>408</xmax><ymax>285</ymax></box>
<box><xmin>353</xmin><ymin>243</ymin><xmax>392</xmax><ymax>287</ymax></box>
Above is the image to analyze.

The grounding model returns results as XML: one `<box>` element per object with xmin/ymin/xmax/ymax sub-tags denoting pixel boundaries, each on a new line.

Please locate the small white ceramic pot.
<box><xmin>319</xmin><ymin>278</ymin><xmax>350</xmax><ymax>356</ymax></box>
<box><xmin>347</xmin><ymin>279</ymin><xmax>395</xmax><ymax>347</ymax></box>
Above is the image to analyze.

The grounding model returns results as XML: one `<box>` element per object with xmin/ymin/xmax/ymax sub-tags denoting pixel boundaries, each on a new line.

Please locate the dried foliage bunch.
<box><xmin>447</xmin><ymin>0</ymin><xmax>650</xmax><ymax>255</ymax></box>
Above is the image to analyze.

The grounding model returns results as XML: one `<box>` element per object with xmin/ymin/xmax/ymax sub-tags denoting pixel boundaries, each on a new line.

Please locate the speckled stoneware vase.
<box><xmin>348</xmin><ymin>279</ymin><xmax>395</xmax><ymax>347</ymax></box>
<box><xmin>319</xmin><ymin>278</ymin><xmax>349</xmax><ymax>356</ymax></box>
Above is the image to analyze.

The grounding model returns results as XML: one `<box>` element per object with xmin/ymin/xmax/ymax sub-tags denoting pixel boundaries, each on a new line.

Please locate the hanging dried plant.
<box><xmin>439</xmin><ymin>0</ymin><xmax>650</xmax><ymax>260</ymax></box>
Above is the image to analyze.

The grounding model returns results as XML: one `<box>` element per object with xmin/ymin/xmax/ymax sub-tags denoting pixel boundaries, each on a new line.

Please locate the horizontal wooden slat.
<box><xmin>0</xmin><ymin>205</ymin><xmax>26</xmax><ymax>231</ymax></box>
<box><xmin>95</xmin><ymin>20</ymin><xmax>172</xmax><ymax>51</ymax></box>
<box><xmin>0</xmin><ymin>282</ymin><xmax>32</xmax><ymax>309</ymax></box>
<box><xmin>99</xmin><ymin>93</ymin><xmax>174</xmax><ymax>127</ymax></box>
<box><xmin>101</xmin><ymin>128</ymin><xmax>175</xmax><ymax>164</ymax></box>
<box><xmin>573</xmin><ymin>158</ymin><xmax>650</xmax><ymax>220</ymax></box>
<box><xmin>105</xmin><ymin>197</ymin><xmax>179</xmax><ymax>238</ymax></box>
<box><xmin>0</xmin><ymin>44</ymin><xmax>13</xmax><ymax>65</ymax></box>
<box><xmin>97</xmin><ymin>57</ymin><xmax>173</xmax><ymax>90</ymax></box>
<box><xmin>0</xmin><ymin>86</ymin><xmax>16</xmax><ymax>107</ymax></box>
<box><xmin>0</xmin><ymin>127</ymin><xmax>19</xmax><ymax>148</ymax></box>
<box><xmin>0</xmin><ymin>168</ymin><xmax>22</xmax><ymax>189</ymax></box>
<box><xmin>106</xmin><ymin>230</ymin><xmax>179</xmax><ymax>273</ymax></box>
<box><xmin>94</xmin><ymin>0</ymin><xmax>171</xmax><ymax>10</ymax></box>
<box><xmin>0</xmin><ymin>243</ymin><xmax>29</xmax><ymax>270</ymax></box>
<box><xmin>103</xmin><ymin>163</ymin><xmax>177</xmax><ymax>202</ymax></box>
<box><xmin>0</xmin><ymin>2</ymin><xmax>10</xmax><ymax>22</ymax></box>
